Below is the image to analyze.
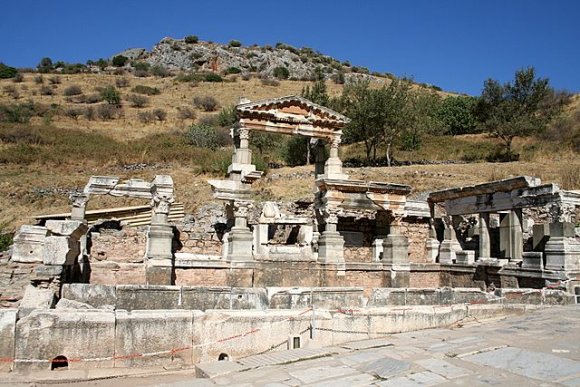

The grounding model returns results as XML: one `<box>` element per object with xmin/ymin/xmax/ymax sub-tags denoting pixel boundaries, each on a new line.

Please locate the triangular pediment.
<box><xmin>236</xmin><ymin>95</ymin><xmax>350</xmax><ymax>129</ymax></box>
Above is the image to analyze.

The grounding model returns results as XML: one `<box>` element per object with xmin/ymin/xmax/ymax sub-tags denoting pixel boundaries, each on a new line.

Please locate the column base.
<box><xmin>227</xmin><ymin>227</ymin><xmax>254</xmax><ymax>262</ymax></box>
<box><xmin>382</xmin><ymin>234</ymin><xmax>409</xmax><ymax>265</ymax></box>
<box><xmin>318</xmin><ymin>231</ymin><xmax>345</xmax><ymax>263</ymax></box>
<box><xmin>146</xmin><ymin>266</ymin><xmax>173</xmax><ymax>285</ymax></box>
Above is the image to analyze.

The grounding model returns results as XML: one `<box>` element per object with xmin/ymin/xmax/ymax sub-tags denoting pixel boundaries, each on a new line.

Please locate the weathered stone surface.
<box><xmin>182</xmin><ymin>287</ymin><xmax>268</xmax><ymax>310</ymax></box>
<box><xmin>42</xmin><ymin>236</ymin><xmax>70</xmax><ymax>266</ymax></box>
<box><xmin>55</xmin><ymin>298</ymin><xmax>94</xmax><ymax>310</ymax></box>
<box><xmin>45</xmin><ymin>220</ymin><xmax>87</xmax><ymax>237</ymax></box>
<box><xmin>14</xmin><ymin>310</ymin><xmax>115</xmax><ymax>371</ymax></box>
<box><xmin>360</xmin><ymin>357</ymin><xmax>411</xmax><ymax>379</ymax></box>
<box><xmin>0</xmin><ymin>309</ymin><xmax>16</xmax><ymax>371</ymax></box>
<box><xmin>18</xmin><ymin>285</ymin><xmax>56</xmax><ymax>318</ymax></box>
<box><xmin>268</xmin><ymin>287</ymin><xmax>364</xmax><ymax>309</ymax></box>
<box><xmin>116</xmin><ymin>285</ymin><xmax>181</xmax><ymax>311</ymax></box>
<box><xmin>114</xmin><ymin>310</ymin><xmax>193</xmax><ymax>368</ymax></box>
<box><xmin>61</xmin><ymin>284</ymin><xmax>117</xmax><ymax>309</ymax></box>
<box><xmin>11</xmin><ymin>225</ymin><xmax>47</xmax><ymax>263</ymax></box>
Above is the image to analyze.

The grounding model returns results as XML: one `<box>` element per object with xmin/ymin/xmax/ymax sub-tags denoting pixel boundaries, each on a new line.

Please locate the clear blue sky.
<box><xmin>1</xmin><ymin>0</ymin><xmax>579</xmax><ymax>95</ymax></box>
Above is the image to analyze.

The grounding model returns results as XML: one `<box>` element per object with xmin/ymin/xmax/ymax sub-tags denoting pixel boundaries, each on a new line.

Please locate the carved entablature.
<box><xmin>236</xmin><ymin>95</ymin><xmax>350</xmax><ymax>142</ymax></box>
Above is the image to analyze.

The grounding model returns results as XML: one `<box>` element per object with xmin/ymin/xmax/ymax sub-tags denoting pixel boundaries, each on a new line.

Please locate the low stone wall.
<box><xmin>0</xmin><ymin>303</ymin><xmax>559</xmax><ymax>372</ymax></box>
<box><xmin>0</xmin><ymin>259</ymin><xmax>37</xmax><ymax>309</ymax></box>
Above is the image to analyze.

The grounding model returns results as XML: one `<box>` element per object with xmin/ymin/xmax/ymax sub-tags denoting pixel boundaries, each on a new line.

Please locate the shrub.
<box><xmin>3</xmin><ymin>85</ymin><xmax>19</xmax><ymax>99</ymax></box>
<box><xmin>131</xmin><ymin>61</ymin><xmax>150</xmax><ymax>72</ymax></box>
<box><xmin>131</xmin><ymin>85</ymin><xmax>160</xmax><ymax>95</ymax></box>
<box><xmin>100</xmin><ymin>85</ymin><xmax>121</xmax><ymax>105</ymax></box>
<box><xmin>63</xmin><ymin>85</ymin><xmax>83</xmax><ymax>96</ymax></box>
<box><xmin>272</xmin><ymin>66</ymin><xmax>289</xmax><ymax>80</ymax></box>
<box><xmin>217</xmin><ymin>105</ymin><xmax>237</xmax><ymax>127</ymax></box>
<box><xmin>134</xmin><ymin>69</ymin><xmax>150</xmax><ymax>78</ymax></box>
<box><xmin>241</xmin><ymin>72</ymin><xmax>252</xmax><ymax>81</ymax></box>
<box><xmin>39</xmin><ymin>85</ymin><xmax>54</xmax><ymax>96</ymax></box>
<box><xmin>177</xmin><ymin>106</ymin><xmax>196</xmax><ymax>120</ymax></box>
<box><xmin>204</xmin><ymin>73</ymin><xmax>223</xmax><ymax>82</ymax></box>
<box><xmin>12</xmin><ymin>73</ymin><xmax>24</xmax><ymax>83</ymax></box>
<box><xmin>112</xmin><ymin>55</ymin><xmax>129</xmax><ymax>67</ymax></box>
<box><xmin>84</xmin><ymin>106</ymin><xmax>95</xmax><ymax>120</ymax></box>
<box><xmin>260</xmin><ymin>78</ymin><xmax>280</xmax><ymax>87</ymax></box>
<box><xmin>84</xmin><ymin>93</ymin><xmax>103</xmax><ymax>104</ymax></box>
<box><xmin>48</xmin><ymin>75</ymin><xmax>61</xmax><ymax>85</ymax></box>
<box><xmin>151</xmin><ymin>65</ymin><xmax>170</xmax><ymax>78</ymax></box>
<box><xmin>128</xmin><ymin>94</ymin><xmax>148</xmax><ymax>108</ymax></box>
<box><xmin>115</xmin><ymin>77</ymin><xmax>130</xmax><ymax>88</ymax></box>
<box><xmin>331</xmin><ymin>71</ymin><xmax>345</xmax><ymax>84</ymax></box>
<box><xmin>176</xmin><ymin>72</ymin><xmax>200</xmax><ymax>83</ymax></box>
<box><xmin>184</xmin><ymin>35</ymin><xmax>199</xmax><ymax>44</ymax></box>
<box><xmin>193</xmin><ymin>95</ymin><xmax>218</xmax><ymax>112</ymax></box>
<box><xmin>137</xmin><ymin>110</ymin><xmax>155</xmax><ymax>123</ymax></box>
<box><xmin>34</xmin><ymin>75</ymin><xmax>44</xmax><ymax>84</ymax></box>
<box><xmin>96</xmin><ymin>103</ymin><xmax>121</xmax><ymax>120</ymax></box>
<box><xmin>0</xmin><ymin>63</ymin><xmax>18</xmax><ymax>79</ymax></box>
<box><xmin>229</xmin><ymin>40</ymin><xmax>242</xmax><ymax>47</ymax></box>
<box><xmin>153</xmin><ymin>108</ymin><xmax>167</xmax><ymax>121</ymax></box>
<box><xmin>186</xmin><ymin>124</ymin><xmax>219</xmax><ymax>149</ymax></box>
<box><xmin>64</xmin><ymin>106</ymin><xmax>85</xmax><ymax>120</ymax></box>
<box><xmin>225</xmin><ymin>67</ymin><xmax>241</xmax><ymax>75</ymax></box>
<box><xmin>0</xmin><ymin>101</ymin><xmax>36</xmax><ymax>123</ymax></box>
<box><xmin>283</xmin><ymin>137</ymin><xmax>311</xmax><ymax>166</ymax></box>
<box><xmin>37</xmin><ymin>57</ymin><xmax>53</xmax><ymax>73</ymax></box>
<box><xmin>0</xmin><ymin>230</ymin><xmax>13</xmax><ymax>252</ymax></box>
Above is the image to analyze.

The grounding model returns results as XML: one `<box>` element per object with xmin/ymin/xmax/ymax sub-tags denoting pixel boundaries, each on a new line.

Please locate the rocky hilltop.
<box><xmin>115</xmin><ymin>37</ymin><xmax>382</xmax><ymax>81</ymax></box>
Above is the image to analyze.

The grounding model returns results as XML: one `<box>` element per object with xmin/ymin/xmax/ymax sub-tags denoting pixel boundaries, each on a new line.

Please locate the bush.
<box><xmin>217</xmin><ymin>105</ymin><xmax>237</xmax><ymax>127</ymax></box>
<box><xmin>283</xmin><ymin>137</ymin><xmax>312</xmax><ymax>166</ymax></box>
<box><xmin>177</xmin><ymin>106</ymin><xmax>196</xmax><ymax>120</ymax></box>
<box><xmin>186</xmin><ymin>124</ymin><xmax>219</xmax><ymax>149</ymax></box>
<box><xmin>115</xmin><ymin>77</ymin><xmax>130</xmax><ymax>88</ymax></box>
<box><xmin>37</xmin><ymin>57</ymin><xmax>53</xmax><ymax>73</ymax></box>
<box><xmin>48</xmin><ymin>76</ymin><xmax>61</xmax><ymax>85</ymax></box>
<box><xmin>260</xmin><ymin>78</ymin><xmax>280</xmax><ymax>87</ymax></box>
<box><xmin>184</xmin><ymin>35</ymin><xmax>199</xmax><ymax>44</ymax></box>
<box><xmin>33</xmin><ymin>75</ymin><xmax>44</xmax><ymax>84</ymax></box>
<box><xmin>112</xmin><ymin>55</ymin><xmax>128</xmax><ymax>67</ymax></box>
<box><xmin>0</xmin><ymin>230</ymin><xmax>12</xmax><ymax>252</ymax></box>
<box><xmin>131</xmin><ymin>61</ymin><xmax>150</xmax><ymax>72</ymax></box>
<box><xmin>134</xmin><ymin>69</ymin><xmax>150</xmax><ymax>78</ymax></box>
<box><xmin>3</xmin><ymin>85</ymin><xmax>19</xmax><ymax>99</ymax></box>
<box><xmin>84</xmin><ymin>106</ymin><xmax>95</xmax><ymax>120</ymax></box>
<box><xmin>39</xmin><ymin>85</ymin><xmax>54</xmax><ymax>95</ymax></box>
<box><xmin>137</xmin><ymin>110</ymin><xmax>155</xmax><ymax>123</ymax></box>
<box><xmin>96</xmin><ymin>103</ymin><xmax>121</xmax><ymax>120</ymax></box>
<box><xmin>225</xmin><ymin>67</ymin><xmax>241</xmax><ymax>75</ymax></box>
<box><xmin>0</xmin><ymin>101</ymin><xmax>36</xmax><ymax>123</ymax></box>
<box><xmin>229</xmin><ymin>40</ymin><xmax>242</xmax><ymax>47</ymax></box>
<box><xmin>241</xmin><ymin>72</ymin><xmax>252</xmax><ymax>81</ymax></box>
<box><xmin>331</xmin><ymin>71</ymin><xmax>345</xmax><ymax>84</ymax></box>
<box><xmin>151</xmin><ymin>65</ymin><xmax>170</xmax><ymax>78</ymax></box>
<box><xmin>100</xmin><ymin>85</ymin><xmax>121</xmax><ymax>105</ymax></box>
<box><xmin>128</xmin><ymin>94</ymin><xmax>149</xmax><ymax>108</ymax></box>
<box><xmin>63</xmin><ymin>85</ymin><xmax>83</xmax><ymax>96</ymax></box>
<box><xmin>204</xmin><ymin>73</ymin><xmax>223</xmax><ymax>82</ymax></box>
<box><xmin>12</xmin><ymin>73</ymin><xmax>24</xmax><ymax>83</ymax></box>
<box><xmin>193</xmin><ymin>95</ymin><xmax>219</xmax><ymax>111</ymax></box>
<box><xmin>131</xmin><ymin>85</ymin><xmax>160</xmax><ymax>95</ymax></box>
<box><xmin>84</xmin><ymin>93</ymin><xmax>103</xmax><ymax>104</ymax></box>
<box><xmin>64</xmin><ymin>106</ymin><xmax>85</xmax><ymax>120</ymax></box>
<box><xmin>153</xmin><ymin>108</ymin><xmax>167</xmax><ymax>121</ymax></box>
<box><xmin>272</xmin><ymin>66</ymin><xmax>290</xmax><ymax>80</ymax></box>
<box><xmin>0</xmin><ymin>63</ymin><xmax>18</xmax><ymax>79</ymax></box>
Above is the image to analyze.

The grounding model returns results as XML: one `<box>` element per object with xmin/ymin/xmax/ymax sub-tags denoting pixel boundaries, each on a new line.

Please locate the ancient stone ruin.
<box><xmin>0</xmin><ymin>96</ymin><xmax>578</xmax><ymax>373</ymax></box>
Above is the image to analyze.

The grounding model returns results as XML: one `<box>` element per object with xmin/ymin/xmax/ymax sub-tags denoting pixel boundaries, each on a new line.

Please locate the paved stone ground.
<box><xmin>5</xmin><ymin>305</ymin><xmax>580</xmax><ymax>386</ymax></box>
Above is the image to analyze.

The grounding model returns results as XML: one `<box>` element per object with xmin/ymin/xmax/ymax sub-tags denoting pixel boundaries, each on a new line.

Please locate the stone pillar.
<box><xmin>322</xmin><ymin>136</ymin><xmax>348</xmax><ymax>180</ymax></box>
<box><xmin>146</xmin><ymin>197</ymin><xmax>174</xmax><ymax>285</ymax></box>
<box><xmin>438</xmin><ymin>218</ymin><xmax>462</xmax><ymax>264</ymax></box>
<box><xmin>545</xmin><ymin>222</ymin><xmax>580</xmax><ymax>271</ymax></box>
<box><xmin>314</xmin><ymin>139</ymin><xmax>326</xmax><ymax>178</ymax></box>
<box><xmin>499</xmin><ymin>210</ymin><xmax>523</xmax><ymax>262</ymax></box>
<box><xmin>226</xmin><ymin>201</ymin><xmax>254</xmax><ymax>261</ymax></box>
<box><xmin>69</xmin><ymin>193</ymin><xmax>89</xmax><ymax>221</ymax></box>
<box><xmin>478</xmin><ymin>213</ymin><xmax>491</xmax><ymax>260</ymax></box>
<box><xmin>425</xmin><ymin>221</ymin><xmax>440</xmax><ymax>263</ymax></box>
<box><xmin>317</xmin><ymin>206</ymin><xmax>345</xmax><ymax>264</ymax></box>
<box><xmin>382</xmin><ymin>214</ymin><xmax>410</xmax><ymax>287</ymax></box>
<box><xmin>228</xmin><ymin>126</ymin><xmax>255</xmax><ymax>181</ymax></box>
<box><xmin>372</xmin><ymin>211</ymin><xmax>389</xmax><ymax>262</ymax></box>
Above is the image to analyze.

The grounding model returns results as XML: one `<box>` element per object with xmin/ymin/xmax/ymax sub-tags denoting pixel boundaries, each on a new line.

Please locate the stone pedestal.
<box><xmin>146</xmin><ymin>224</ymin><xmax>174</xmax><ymax>285</ymax></box>
<box><xmin>439</xmin><ymin>226</ymin><xmax>461</xmax><ymax>264</ymax></box>
<box><xmin>317</xmin><ymin>231</ymin><xmax>345</xmax><ymax>264</ymax></box>
<box><xmin>382</xmin><ymin>234</ymin><xmax>409</xmax><ymax>265</ymax></box>
<box><xmin>425</xmin><ymin>238</ymin><xmax>440</xmax><ymax>263</ymax></box>
<box><xmin>522</xmin><ymin>251</ymin><xmax>543</xmax><ymax>269</ymax></box>
<box><xmin>545</xmin><ymin>236</ymin><xmax>580</xmax><ymax>272</ymax></box>
<box><xmin>499</xmin><ymin>210</ymin><xmax>523</xmax><ymax>262</ymax></box>
<box><xmin>455</xmin><ymin>251</ymin><xmax>475</xmax><ymax>265</ymax></box>
<box><xmin>227</xmin><ymin>227</ymin><xmax>254</xmax><ymax>261</ymax></box>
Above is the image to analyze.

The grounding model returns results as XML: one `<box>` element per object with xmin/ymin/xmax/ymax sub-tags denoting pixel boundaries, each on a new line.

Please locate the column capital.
<box><xmin>69</xmin><ymin>193</ymin><xmax>89</xmax><ymax>208</ymax></box>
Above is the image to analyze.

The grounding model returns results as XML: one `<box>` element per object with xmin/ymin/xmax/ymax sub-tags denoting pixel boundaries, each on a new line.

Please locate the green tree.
<box><xmin>301</xmin><ymin>67</ymin><xmax>329</xmax><ymax>107</ymax></box>
<box><xmin>403</xmin><ymin>91</ymin><xmax>442</xmax><ymax>150</ymax></box>
<box><xmin>0</xmin><ymin>63</ymin><xmax>18</xmax><ymax>79</ymax></box>
<box><xmin>184</xmin><ymin>35</ymin><xmax>199</xmax><ymax>44</ymax></box>
<box><xmin>272</xmin><ymin>66</ymin><xmax>290</xmax><ymax>80</ymax></box>
<box><xmin>112</xmin><ymin>55</ymin><xmax>128</xmax><ymax>67</ymax></box>
<box><xmin>100</xmin><ymin>86</ymin><xmax>121</xmax><ymax>105</ymax></box>
<box><xmin>474</xmin><ymin>67</ymin><xmax>567</xmax><ymax>159</ymax></box>
<box><xmin>186</xmin><ymin>124</ymin><xmax>219</xmax><ymax>149</ymax></box>
<box><xmin>378</xmin><ymin>79</ymin><xmax>413</xmax><ymax>165</ymax></box>
<box><xmin>37</xmin><ymin>57</ymin><xmax>53</xmax><ymax>73</ymax></box>
<box><xmin>437</xmin><ymin>96</ymin><xmax>477</xmax><ymax>135</ymax></box>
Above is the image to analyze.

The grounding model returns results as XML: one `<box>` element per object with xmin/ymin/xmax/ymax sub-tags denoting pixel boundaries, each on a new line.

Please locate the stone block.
<box><xmin>382</xmin><ymin>234</ymin><xmax>409</xmax><ymax>265</ymax></box>
<box><xmin>268</xmin><ymin>287</ymin><xmax>363</xmax><ymax>309</ymax></box>
<box><xmin>542</xmin><ymin>289</ymin><xmax>575</xmax><ymax>305</ymax></box>
<box><xmin>455</xmin><ymin>251</ymin><xmax>475</xmax><ymax>265</ymax></box>
<box><xmin>549</xmin><ymin>222</ymin><xmax>575</xmax><ymax>238</ymax></box>
<box><xmin>42</xmin><ymin>236</ymin><xmax>70</xmax><ymax>266</ymax></box>
<box><xmin>0</xmin><ymin>309</ymin><xmax>16</xmax><ymax>371</ymax></box>
<box><xmin>405</xmin><ymin>289</ymin><xmax>438</xmax><ymax>305</ymax></box>
<box><xmin>45</xmin><ymin>220</ymin><xmax>87</xmax><ymax>238</ymax></box>
<box><xmin>450</xmin><ymin>288</ymin><xmax>489</xmax><ymax>304</ymax></box>
<box><xmin>368</xmin><ymin>289</ymin><xmax>406</xmax><ymax>306</ymax></box>
<box><xmin>115</xmin><ymin>310</ymin><xmax>193</xmax><ymax>368</ymax></box>
<box><xmin>522</xmin><ymin>252</ymin><xmax>543</xmax><ymax>269</ymax></box>
<box><xmin>182</xmin><ymin>287</ymin><xmax>268</xmax><ymax>310</ymax></box>
<box><xmin>500</xmin><ymin>289</ymin><xmax>542</xmax><ymax>305</ymax></box>
<box><xmin>14</xmin><ymin>310</ymin><xmax>115</xmax><ymax>371</ymax></box>
<box><xmin>55</xmin><ymin>298</ymin><xmax>94</xmax><ymax>310</ymax></box>
<box><xmin>33</xmin><ymin>264</ymin><xmax>63</xmax><ymax>280</ymax></box>
<box><xmin>116</xmin><ymin>285</ymin><xmax>182</xmax><ymax>311</ymax></box>
<box><xmin>146</xmin><ymin>266</ymin><xmax>174</xmax><ymax>285</ymax></box>
<box><xmin>545</xmin><ymin>237</ymin><xmax>580</xmax><ymax>271</ymax></box>
<box><xmin>532</xmin><ymin>224</ymin><xmax>550</xmax><ymax>252</ymax></box>
<box><xmin>18</xmin><ymin>285</ymin><xmax>56</xmax><ymax>318</ymax></box>
<box><xmin>11</xmin><ymin>225</ymin><xmax>47</xmax><ymax>263</ymax></box>
<box><xmin>61</xmin><ymin>284</ymin><xmax>117</xmax><ymax>309</ymax></box>
<box><xmin>317</xmin><ymin>231</ymin><xmax>345</xmax><ymax>263</ymax></box>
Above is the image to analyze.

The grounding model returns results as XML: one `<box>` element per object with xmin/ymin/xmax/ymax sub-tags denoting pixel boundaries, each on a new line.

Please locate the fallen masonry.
<box><xmin>0</xmin><ymin>95</ymin><xmax>579</xmax><ymax>373</ymax></box>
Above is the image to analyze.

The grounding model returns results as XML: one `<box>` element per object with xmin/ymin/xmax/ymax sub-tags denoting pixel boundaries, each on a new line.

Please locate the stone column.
<box><xmin>499</xmin><ymin>210</ymin><xmax>523</xmax><ymax>262</ymax></box>
<box><xmin>438</xmin><ymin>217</ymin><xmax>462</xmax><ymax>264</ymax></box>
<box><xmin>226</xmin><ymin>201</ymin><xmax>254</xmax><ymax>261</ymax></box>
<box><xmin>146</xmin><ymin>197</ymin><xmax>174</xmax><ymax>285</ymax></box>
<box><xmin>314</xmin><ymin>139</ymin><xmax>326</xmax><ymax>178</ymax></box>
<box><xmin>322</xmin><ymin>135</ymin><xmax>348</xmax><ymax>180</ymax></box>
<box><xmin>317</xmin><ymin>205</ymin><xmax>345</xmax><ymax>264</ymax></box>
<box><xmin>69</xmin><ymin>193</ymin><xmax>89</xmax><ymax>221</ymax></box>
<box><xmin>228</xmin><ymin>126</ymin><xmax>254</xmax><ymax>181</ymax></box>
<box><xmin>372</xmin><ymin>211</ymin><xmax>389</xmax><ymax>262</ymax></box>
<box><xmin>425</xmin><ymin>221</ymin><xmax>440</xmax><ymax>263</ymax></box>
<box><xmin>382</xmin><ymin>213</ymin><xmax>410</xmax><ymax>287</ymax></box>
<box><xmin>478</xmin><ymin>213</ymin><xmax>491</xmax><ymax>260</ymax></box>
